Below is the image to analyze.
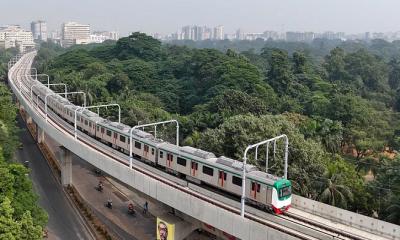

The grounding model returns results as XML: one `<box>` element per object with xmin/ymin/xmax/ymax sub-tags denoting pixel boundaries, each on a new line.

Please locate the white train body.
<box><xmin>17</xmin><ymin>67</ymin><xmax>292</xmax><ymax>214</ymax></box>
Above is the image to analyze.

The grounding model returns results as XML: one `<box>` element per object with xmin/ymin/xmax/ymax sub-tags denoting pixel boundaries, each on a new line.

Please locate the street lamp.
<box><xmin>30</xmin><ymin>83</ymin><xmax>43</xmax><ymax>103</ymax></box>
<box><xmin>44</xmin><ymin>93</ymin><xmax>60</xmax><ymax>122</ymax></box>
<box><xmin>62</xmin><ymin>91</ymin><xmax>87</xmax><ymax>107</ymax></box>
<box><xmin>26</xmin><ymin>74</ymin><xmax>50</xmax><ymax>88</ymax></box>
<box><xmin>47</xmin><ymin>83</ymin><xmax>68</xmax><ymax>97</ymax></box>
<box><xmin>240</xmin><ymin>134</ymin><xmax>289</xmax><ymax>217</ymax></box>
<box><xmin>129</xmin><ymin>119</ymin><xmax>179</xmax><ymax>169</ymax></box>
<box><xmin>74</xmin><ymin>103</ymin><xmax>121</xmax><ymax>140</ymax></box>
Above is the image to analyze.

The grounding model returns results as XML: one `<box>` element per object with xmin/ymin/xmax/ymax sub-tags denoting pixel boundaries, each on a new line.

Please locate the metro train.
<box><xmin>11</xmin><ymin>54</ymin><xmax>292</xmax><ymax>214</ymax></box>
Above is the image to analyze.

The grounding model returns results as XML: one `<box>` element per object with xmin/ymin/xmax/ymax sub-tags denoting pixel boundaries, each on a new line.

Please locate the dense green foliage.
<box><xmin>0</xmin><ymin>50</ymin><xmax>47</xmax><ymax>239</ymax></box>
<box><xmin>35</xmin><ymin>33</ymin><xmax>400</xmax><ymax>224</ymax></box>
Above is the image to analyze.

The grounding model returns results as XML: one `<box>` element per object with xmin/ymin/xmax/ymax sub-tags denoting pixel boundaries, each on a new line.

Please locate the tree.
<box><xmin>388</xmin><ymin>57</ymin><xmax>400</xmax><ymax>90</ymax></box>
<box><xmin>19</xmin><ymin>211</ymin><xmax>42</xmax><ymax>240</ymax></box>
<box><xmin>265</xmin><ymin>49</ymin><xmax>294</xmax><ymax>94</ymax></box>
<box><xmin>8</xmin><ymin>164</ymin><xmax>48</xmax><ymax>227</ymax></box>
<box><xmin>106</xmin><ymin>72</ymin><xmax>130</xmax><ymax>93</ymax></box>
<box><xmin>317</xmin><ymin>163</ymin><xmax>354</xmax><ymax>208</ymax></box>
<box><xmin>324</xmin><ymin>47</ymin><xmax>347</xmax><ymax>81</ymax></box>
<box><xmin>385</xmin><ymin>200</ymin><xmax>400</xmax><ymax>224</ymax></box>
<box><xmin>0</xmin><ymin>197</ymin><xmax>20</xmax><ymax>240</ymax></box>
<box><xmin>292</xmin><ymin>51</ymin><xmax>310</xmax><ymax>74</ymax></box>
<box><xmin>356</xmin><ymin>156</ymin><xmax>380</xmax><ymax>177</ymax></box>
<box><xmin>115</xmin><ymin>32</ymin><xmax>162</xmax><ymax>61</ymax></box>
<box><xmin>198</xmin><ymin>114</ymin><xmax>328</xmax><ymax>197</ymax></box>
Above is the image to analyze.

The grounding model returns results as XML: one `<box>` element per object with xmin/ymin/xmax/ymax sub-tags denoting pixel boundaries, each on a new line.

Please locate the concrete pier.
<box><xmin>60</xmin><ymin>146</ymin><xmax>72</xmax><ymax>186</ymax></box>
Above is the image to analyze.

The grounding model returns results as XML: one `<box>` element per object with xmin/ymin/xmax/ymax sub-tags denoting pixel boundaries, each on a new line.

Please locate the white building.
<box><xmin>61</xmin><ymin>22</ymin><xmax>90</xmax><ymax>47</ymax></box>
<box><xmin>31</xmin><ymin>20</ymin><xmax>47</xmax><ymax>41</ymax></box>
<box><xmin>235</xmin><ymin>29</ymin><xmax>245</xmax><ymax>40</ymax></box>
<box><xmin>0</xmin><ymin>25</ymin><xmax>35</xmax><ymax>52</ymax></box>
<box><xmin>213</xmin><ymin>25</ymin><xmax>224</xmax><ymax>40</ymax></box>
<box><xmin>89</xmin><ymin>31</ymin><xmax>120</xmax><ymax>43</ymax></box>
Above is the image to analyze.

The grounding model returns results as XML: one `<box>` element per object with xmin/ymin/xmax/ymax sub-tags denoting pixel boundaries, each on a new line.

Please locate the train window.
<box><xmin>120</xmin><ymin>135</ymin><xmax>126</xmax><ymax>142</ymax></box>
<box><xmin>89</xmin><ymin>122</ymin><xmax>92</xmax><ymax>127</ymax></box>
<box><xmin>114</xmin><ymin>132</ymin><xmax>117</xmax><ymax>139</ymax></box>
<box><xmin>232</xmin><ymin>176</ymin><xmax>242</xmax><ymax>186</ymax></box>
<box><xmin>218</xmin><ymin>171</ymin><xmax>227</xmax><ymax>180</ymax></box>
<box><xmin>177</xmin><ymin>157</ymin><xmax>187</xmax><ymax>166</ymax></box>
<box><xmin>97</xmin><ymin>126</ymin><xmax>99</xmax><ymax>131</ymax></box>
<box><xmin>202</xmin><ymin>166</ymin><xmax>214</xmax><ymax>176</ymax></box>
<box><xmin>159</xmin><ymin>151</ymin><xmax>164</xmax><ymax>158</ymax></box>
<box><xmin>191</xmin><ymin>162</ymin><xmax>198</xmax><ymax>170</ymax></box>
<box><xmin>101</xmin><ymin>127</ymin><xmax>104</xmax><ymax>133</ymax></box>
<box><xmin>144</xmin><ymin>145</ymin><xmax>149</xmax><ymax>152</ymax></box>
<box><xmin>106</xmin><ymin>130</ymin><xmax>112</xmax><ymax>136</ymax></box>
<box><xmin>151</xmin><ymin>148</ymin><xmax>155</xmax><ymax>155</ymax></box>
<box><xmin>84</xmin><ymin>120</ymin><xmax>88</xmax><ymax>125</ymax></box>
<box><xmin>279</xmin><ymin>186</ymin><xmax>291</xmax><ymax>198</ymax></box>
<box><xmin>251</xmin><ymin>182</ymin><xmax>260</xmax><ymax>192</ymax></box>
<box><xmin>167</xmin><ymin>153</ymin><xmax>173</xmax><ymax>162</ymax></box>
<box><xmin>135</xmin><ymin>141</ymin><xmax>141</xmax><ymax>149</ymax></box>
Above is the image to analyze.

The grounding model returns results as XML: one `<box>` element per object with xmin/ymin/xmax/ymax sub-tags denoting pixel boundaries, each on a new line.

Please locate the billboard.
<box><xmin>157</xmin><ymin>217</ymin><xmax>175</xmax><ymax>240</ymax></box>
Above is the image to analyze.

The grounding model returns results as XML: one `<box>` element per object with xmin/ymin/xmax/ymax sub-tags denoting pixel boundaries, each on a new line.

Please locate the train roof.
<box><xmin>98</xmin><ymin>119</ymin><xmax>129</xmax><ymax>132</ymax></box>
<box><xmin>247</xmin><ymin>171</ymin><xmax>281</xmax><ymax>185</ymax></box>
<box><xmin>94</xmin><ymin>119</ymin><xmax>164</xmax><ymax>145</ymax></box>
<box><xmin>181</xmin><ymin>146</ymin><xmax>216</xmax><ymax>159</ymax></box>
<box><xmin>215</xmin><ymin>156</ymin><xmax>257</xmax><ymax>172</ymax></box>
<box><xmin>158</xmin><ymin>142</ymin><xmax>181</xmax><ymax>153</ymax></box>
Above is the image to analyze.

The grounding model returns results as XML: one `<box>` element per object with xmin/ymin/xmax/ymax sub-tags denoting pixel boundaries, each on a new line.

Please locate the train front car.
<box><xmin>271</xmin><ymin>179</ymin><xmax>292</xmax><ymax>214</ymax></box>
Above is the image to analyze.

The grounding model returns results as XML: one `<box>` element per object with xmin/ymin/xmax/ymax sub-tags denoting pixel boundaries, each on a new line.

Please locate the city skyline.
<box><xmin>2</xmin><ymin>0</ymin><xmax>400</xmax><ymax>36</ymax></box>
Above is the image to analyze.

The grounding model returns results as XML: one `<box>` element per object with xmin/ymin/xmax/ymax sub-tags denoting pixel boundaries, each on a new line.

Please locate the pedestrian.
<box><xmin>143</xmin><ymin>201</ymin><xmax>148</xmax><ymax>214</ymax></box>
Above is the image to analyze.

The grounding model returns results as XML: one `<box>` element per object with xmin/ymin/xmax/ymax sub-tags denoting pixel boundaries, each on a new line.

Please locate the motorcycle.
<box><xmin>106</xmin><ymin>199</ymin><xmax>113</xmax><ymax>209</ymax></box>
<box><xmin>96</xmin><ymin>181</ymin><xmax>103</xmax><ymax>192</ymax></box>
<box><xmin>128</xmin><ymin>203</ymin><xmax>135</xmax><ymax>215</ymax></box>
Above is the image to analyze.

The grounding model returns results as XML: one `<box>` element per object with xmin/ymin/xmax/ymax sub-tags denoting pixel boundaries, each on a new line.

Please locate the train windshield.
<box><xmin>279</xmin><ymin>186</ymin><xmax>291</xmax><ymax>198</ymax></box>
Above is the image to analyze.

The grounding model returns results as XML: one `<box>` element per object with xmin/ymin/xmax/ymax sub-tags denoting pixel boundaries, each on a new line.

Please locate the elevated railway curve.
<box><xmin>7</xmin><ymin>51</ymin><xmax>399</xmax><ymax>240</ymax></box>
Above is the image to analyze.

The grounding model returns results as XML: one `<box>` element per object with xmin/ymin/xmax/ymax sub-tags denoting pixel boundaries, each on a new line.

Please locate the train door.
<box><xmin>191</xmin><ymin>161</ymin><xmax>198</xmax><ymax>177</ymax></box>
<box><xmin>218</xmin><ymin>170</ymin><xmax>227</xmax><ymax>187</ymax></box>
<box><xmin>266</xmin><ymin>186</ymin><xmax>272</xmax><ymax>205</ymax></box>
<box><xmin>166</xmin><ymin>153</ymin><xmax>173</xmax><ymax>168</ymax></box>
<box><xmin>113</xmin><ymin>132</ymin><xmax>117</xmax><ymax>145</ymax></box>
<box><xmin>251</xmin><ymin>181</ymin><xmax>260</xmax><ymax>199</ymax></box>
<box><xmin>144</xmin><ymin>145</ymin><xmax>149</xmax><ymax>159</ymax></box>
<box><xmin>100</xmin><ymin>127</ymin><xmax>104</xmax><ymax>138</ymax></box>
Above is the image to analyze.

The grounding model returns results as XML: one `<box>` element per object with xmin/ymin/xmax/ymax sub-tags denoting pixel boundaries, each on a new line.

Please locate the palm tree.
<box><xmin>385</xmin><ymin>199</ymin><xmax>400</xmax><ymax>224</ymax></box>
<box><xmin>317</xmin><ymin>172</ymin><xmax>353</xmax><ymax>208</ymax></box>
<box><xmin>356</xmin><ymin>156</ymin><xmax>380</xmax><ymax>178</ymax></box>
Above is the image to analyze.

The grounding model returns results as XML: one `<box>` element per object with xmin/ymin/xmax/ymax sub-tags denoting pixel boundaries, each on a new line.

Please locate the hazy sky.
<box><xmin>1</xmin><ymin>0</ymin><xmax>399</xmax><ymax>36</ymax></box>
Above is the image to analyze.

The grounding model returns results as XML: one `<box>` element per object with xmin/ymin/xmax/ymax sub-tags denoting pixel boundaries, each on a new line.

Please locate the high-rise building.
<box><xmin>61</xmin><ymin>22</ymin><xmax>90</xmax><ymax>47</ymax></box>
<box><xmin>0</xmin><ymin>25</ymin><xmax>35</xmax><ymax>52</ymax></box>
<box><xmin>182</xmin><ymin>26</ymin><xmax>191</xmax><ymax>40</ymax></box>
<box><xmin>235</xmin><ymin>29</ymin><xmax>245</xmax><ymax>40</ymax></box>
<box><xmin>31</xmin><ymin>20</ymin><xmax>47</xmax><ymax>41</ymax></box>
<box><xmin>202</xmin><ymin>27</ymin><xmax>212</xmax><ymax>40</ymax></box>
<box><xmin>213</xmin><ymin>25</ymin><xmax>224</xmax><ymax>40</ymax></box>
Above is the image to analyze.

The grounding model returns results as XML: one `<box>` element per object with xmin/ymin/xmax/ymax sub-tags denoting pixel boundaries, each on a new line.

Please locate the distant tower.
<box><xmin>213</xmin><ymin>25</ymin><xmax>224</xmax><ymax>40</ymax></box>
<box><xmin>235</xmin><ymin>28</ymin><xmax>245</xmax><ymax>40</ymax></box>
<box><xmin>31</xmin><ymin>20</ymin><xmax>47</xmax><ymax>41</ymax></box>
